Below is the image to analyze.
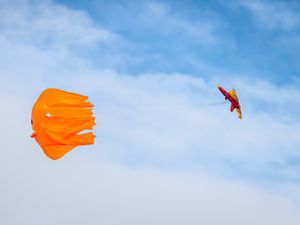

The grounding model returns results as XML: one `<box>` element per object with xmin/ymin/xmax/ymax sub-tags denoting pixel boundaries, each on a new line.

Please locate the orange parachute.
<box><xmin>31</xmin><ymin>88</ymin><xmax>96</xmax><ymax>160</ymax></box>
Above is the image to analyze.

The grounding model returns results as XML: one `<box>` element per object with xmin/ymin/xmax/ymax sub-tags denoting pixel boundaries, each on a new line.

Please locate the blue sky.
<box><xmin>56</xmin><ymin>0</ymin><xmax>300</xmax><ymax>83</ymax></box>
<box><xmin>0</xmin><ymin>0</ymin><xmax>300</xmax><ymax>224</ymax></box>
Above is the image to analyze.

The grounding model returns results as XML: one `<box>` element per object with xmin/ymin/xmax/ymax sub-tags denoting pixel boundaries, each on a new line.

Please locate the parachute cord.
<box><xmin>205</xmin><ymin>100</ymin><xmax>227</xmax><ymax>106</ymax></box>
<box><xmin>195</xmin><ymin>100</ymin><xmax>227</xmax><ymax>109</ymax></box>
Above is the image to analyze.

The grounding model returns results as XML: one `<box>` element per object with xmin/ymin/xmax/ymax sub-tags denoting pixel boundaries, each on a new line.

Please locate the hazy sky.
<box><xmin>1</xmin><ymin>0</ymin><xmax>300</xmax><ymax>225</ymax></box>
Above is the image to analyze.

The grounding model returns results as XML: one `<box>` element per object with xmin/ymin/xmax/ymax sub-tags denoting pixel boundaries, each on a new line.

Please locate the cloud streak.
<box><xmin>0</xmin><ymin>0</ymin><xmax>114</xmax><ymax>47</ymax></box>
<box><xmin>239</xmin><ymin>0</ymin><xmax>300</xmax><ymax>30</ymax></box>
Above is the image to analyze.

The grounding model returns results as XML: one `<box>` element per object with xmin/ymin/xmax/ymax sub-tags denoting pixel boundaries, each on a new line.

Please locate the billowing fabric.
<box><xmin>31</xmin><ymin>88</ymin><xmax>96</xmax><ymax>160</ymax></box>
<box><xmin>217</xmin><ymin>85</ymin><xmax>242</xmax><ymax>119</ymax></box>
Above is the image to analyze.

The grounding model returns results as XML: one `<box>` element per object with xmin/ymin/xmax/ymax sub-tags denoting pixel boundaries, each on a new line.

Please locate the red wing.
<box><xmin>218</xmin><ymin>86</ymin><xmax>229</xmax><ymax>99</ymax></box>
<box><xmin>230</xmin><ymin>103</ymin><xmax>235</xmax><ymax>112</ymax></box>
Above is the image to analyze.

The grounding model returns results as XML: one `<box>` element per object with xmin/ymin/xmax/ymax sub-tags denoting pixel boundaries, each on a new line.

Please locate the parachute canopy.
<box><xmin>31</xmin><ymin>88</ymin><xmax>96</xmax><ymax>160</ymax></box>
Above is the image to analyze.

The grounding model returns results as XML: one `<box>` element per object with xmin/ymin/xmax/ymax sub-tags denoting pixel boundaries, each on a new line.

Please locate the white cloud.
<box><xmin>0</xmin><ymin>0</ymin><xmax>119</xmax><ymax>78</ymax></box>
<box><xmin>0</xmin><ymin>0</ymin><xmax>114</xmax><ymax>48</ymax></box>
<box><xmin>143</xmin><ymin>1</ymin><xmax>218</xmax><ymax>44</ymax></box>
<box><xmin>1</xmin><ymin>156</ymin><xmax>300</xmax><ymax>225</ymax></box>
<box><xmin>65</xmin><ymin>71</ymin><xmax>300</xmax><ymax>159</ymax></box>
<box><xmin>0</xmin><ymin>105</ymin><xmax>299</xmax><ymax>225</ymax></box>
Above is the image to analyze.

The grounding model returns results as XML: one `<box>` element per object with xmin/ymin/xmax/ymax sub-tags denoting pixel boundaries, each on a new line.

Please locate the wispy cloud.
<box><xmin>238</xmin><ymin>0</ymin><xmax>300</xmax><ymax>30</ymax></box>
<box><xmin>92</xmin><ymin>0</ymin><xmax>220</xmax><ymax>45</ymax></box>
<box><xmin>64</xmin><ymin>71</ymin><xmax>300</xmax><ymax>183</ymax></box>
<box><xmin>0</xmin><ymin>0</ymin><xmax>114</xmax><ymax>48</ymax></box>
<box><xmin>84</xmin><ymin>0</ymin><xmax>225</xmax><ymax>74</ymax></box>
<box><xmin>0</xmin><ymin>0</ymin><xmax>121</xmax><ymax>78</ymax></box>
